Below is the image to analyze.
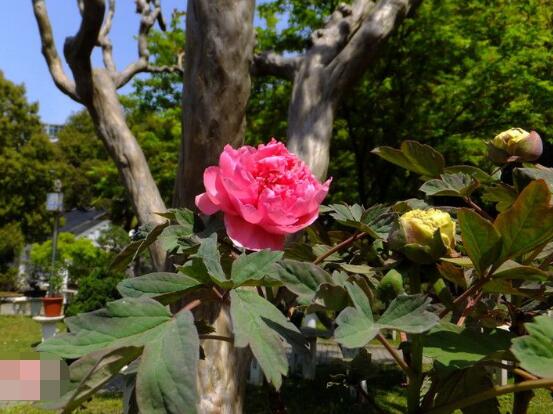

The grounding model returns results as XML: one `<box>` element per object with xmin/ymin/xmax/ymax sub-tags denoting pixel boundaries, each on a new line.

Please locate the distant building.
<box><xmin>43</xmin><ymin>123</ymin><xmax>64</xmax><ymax>143</ymax></box>
<box><xmin>59</xmin><ymin>209</ymin><xmax>111</xmax><ymax>246</ymax></box>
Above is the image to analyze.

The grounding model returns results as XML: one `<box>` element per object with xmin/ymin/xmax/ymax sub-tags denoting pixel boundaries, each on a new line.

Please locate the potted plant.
<box><xmin>42</xmin><ymin>271</ymin><xmax>63</xmax><ymax>317</ymax></box>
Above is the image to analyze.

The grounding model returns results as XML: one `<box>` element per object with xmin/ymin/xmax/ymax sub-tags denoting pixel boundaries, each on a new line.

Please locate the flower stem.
<box><xmin>376</xmin><ymin>333</ymin><xmax>414</xmax><ymax>379</ymax></box>
<box><xmin>407</xmin><ymin>267</ymin><xmax>423</xmax><ymax>414</ymax></box>
<box><xmin>423</xmin><ymin>378</ymin><xmax>553</xmax><ymax>414</ymax></box>
<box><xmin>313</xmin><ymin>232</ymin><xmax>367</xmax><ymax>265</ymax></box>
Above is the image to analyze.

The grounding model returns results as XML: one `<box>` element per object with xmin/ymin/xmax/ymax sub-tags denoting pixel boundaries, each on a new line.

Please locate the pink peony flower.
<box><xmin>195</xmin><ymin>139</ymin><xmax>331</xmax><ymax>251</ymax></box>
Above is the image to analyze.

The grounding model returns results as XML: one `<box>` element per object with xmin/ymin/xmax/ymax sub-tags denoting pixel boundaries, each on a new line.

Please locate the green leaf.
<box><xmin>326</xmin><ymin>203</ymin><xmax>394</xmax><ymax>239</ymax></box>
<box><xmin>494</xmin><ymin>180</ymin><xmax>553</xmax><ymax>263</ymax></box>
<box><xmin>230</xmin><ymin>289</ymin><xmax>300</xmax><ymax>389</ymax></box>
<box><xmin>51</xmin><ymin>347</ymin><xmax>141</xmax><ymax>414</ymax></box>
<box><xmin>38</xmin><ymin>297</ymin><xmax>172</xmax><ymax>359</ymax></box>
<box><xmin>492</xmin><ymin>261</ymin><xmax>549</xmax><ymax>281</ymax></box>
<box><xmin>511</xmin><ymin>315</ymin><xmax>553</xmax><ymax>378</ymax></box>
<box><xmin>514</xmin><ymin>167</ymin><xmax>553</xmax><ymax>193</ymax></box>
<box><xmin>110</xmin><ymin>221</ymin><xmax>169</xmax><ymax>272</ymax></box>
<box><xmin>335</xmin><ymin>283</ymin><xmax>438</xmax><ymax>348</ymax></box>
<box><xmin>377</xmin><ymin>294</ymin><xmax>440</xmax><ymax>332</ymax></box>
<box><xmin>196</xmin><ymin>234</ymin><xmax>231</xmax><ymax>288</ymax></box>
<box><xmin>458</xmin><ymin>208</ymin><xmax>502</xmax><ymax>275</ymax></box>
<box><xmin>445</xmin><ymin>165</ymin><xmax>493</xmax><ymax>183</ymax></box>
<box><xmin>420</xmin><ymin>173</ymin><xmax>479</xmax><ymax>198</ymax></box>
<box><xmin>372</xmin><ymin>140</ymin><xmax>445</xmax><ymax>177</ymax></box>
<box><xmin>137</xmin><ymin>310</ymin><xmax>199</xmax><ymax>414</ymax></box>
<box><xmin>481</xmin><ymin>183</ymin><xmax>517</xmax><ymax>213</ymax></box>
<box><xmin>423</xmin><ymin>322</ymin><xmax>512</xmax><ymax>369</ymax></box>
<box><xmin>158</xmin><ymin>225</ymin><xmax>197</xmax><ymax>254</ymax></box>
<box><xmin>231</xmin><ymin>250</ymin><xmax>283</xmax><ymax>286</ymax></box>
<box><xmin>117</xmin><ymin>272</ymin><xmax>202</xmax><ymax>303</ymax></box>
<box><xmin>431</xmin><ymin>366</ymin><xmax>500</xmax><ymax>414</ymax></box>
<box><xmin>273</xmin><ymin>259</ymin><xmax>333</xmax><ymax>305</ymax></box>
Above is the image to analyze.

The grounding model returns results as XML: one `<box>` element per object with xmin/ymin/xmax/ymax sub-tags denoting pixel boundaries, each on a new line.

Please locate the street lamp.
<box><xmin>46</xmin><ymin>179</ymin><xmax>63</xmax><ymax>291</ymax></box>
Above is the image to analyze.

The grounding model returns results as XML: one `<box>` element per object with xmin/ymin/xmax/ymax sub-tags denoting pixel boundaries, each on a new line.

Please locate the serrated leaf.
<box><xmin>514</xmin><ymin>167</ymin><xmax>553</xmax><ymax>193</ymax></box>
<box><xmin>458</xmin><ymin>208</ymin><xmax>502</xmax><ymax>275</ymax></box>
<box><xmin>372</xmin><ymin>140</ymin><xmax>445</xmax><ymax>177</ymax></box>
<box><xmin>38</xmin><ymin>297</ymin><xmax>172</xmax><ymax>359</ymax></box>
<box><xmin>110</xmin><ymin>221</ymin><xmax>169</xmax><ymax>271</ymax></box>
<box><xmin>158</xmin><ymin>225</ymin><xmax>197</xmax><ymax>254</ymax></box>
<box><xmin>420</xmin><ymin>173</ymin><xmax>479</xmax><ymax>198</ymax></box>
<box><xmin>53</xmin><ymin>347</ymin><xmax>141</xmax><ymax>414</ymax></box>
<box><xmin>137</xmin><ymin>310</ymin><xmax>199</xmax><ymax>414</ymax></box>
<box><xmin>481</xmin><ymin>183</ymin><xmax>517</xmax><ymax>213</ymax></box>
<box><xmin>273</xmin><ymin>259</ymin><xmax>333</xmax><ymax>305</ymax></box>
<box><xmin>230</xmin><ymin>289</ymin><xmax>300</xmax><ymax>389</ymax></box>
<box><xmin>431</xmin><ymin>366</ymin><xmax>500</xmax><ymax>414</ymax></box>
<box><xmin>117</xmin><ymin>272</ymin><xmax>202</xmax><ymax>303</ymax></box>
<box><xmin>423</xmin><ymin>322</ymin><xmax>512</xmax><ymax>369</ymax></box>
<box><xmin>196</xmin><ymin>234</ymin><xmax>231</xmax><ymax>288</ymax></box>
<box><xmin>511</xmin><ymin>315</ymin><xmax>553</xmax><ymax>378</ymax></box>
<box><xmin>335</xmin><ymin>283</ymin><xmax>438</xmax><ymax>348</ymax></box>
<box><xmin>494</xmin><ymin>180</ymin><xmax>553</xmax><ymax>263</ymax></box>
<box><xmin>445</xmin><ymin>165</ymin><xmax>493</xmax><ymax>183</ymax></box>
<box><xmin>231</xmin><ymin>250</ymin><xmax>283</xmax><ymax>286</ymax></box>
<box><xmin>492</xmin><ymin>261</ymin><xmax>549</xmax><ymax>281</ymax></box>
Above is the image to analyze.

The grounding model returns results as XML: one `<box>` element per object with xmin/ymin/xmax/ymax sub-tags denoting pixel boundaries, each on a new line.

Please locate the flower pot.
<box><xmin>42</xmin><ymin>296</ymin><xmax>63</xmax><ymax>317</ymax></box>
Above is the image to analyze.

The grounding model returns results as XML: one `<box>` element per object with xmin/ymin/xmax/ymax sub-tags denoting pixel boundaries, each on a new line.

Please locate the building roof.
<box><xmin>59</xmin><ymin>209</ymin><xmax>108</xmax><ymax>236</ymax></box>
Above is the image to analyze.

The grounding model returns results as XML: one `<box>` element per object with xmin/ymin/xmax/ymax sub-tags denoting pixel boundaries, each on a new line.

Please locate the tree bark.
<box><xmin>32</xmin><ymin>0</ymin><xmax>170</xmax><ymax>269</ymax></box>
<box><xmin>174</xmin><ymin>0</ymin><xmax>255</xmax><ymax>208</ymax></box>
<box><xmin>85</xmin><ymin>69</ymin><xmax>167</xmax><ymax>269</ymax></box>
<box><xmin>286</xmin><ymin>0</ymin><xmax>423</xmax><ymax>180</ymax></box>
<box><xmin>175</xmin><ymin>1</ymin><xmax>255</xmax><ymax>412</ymax></box>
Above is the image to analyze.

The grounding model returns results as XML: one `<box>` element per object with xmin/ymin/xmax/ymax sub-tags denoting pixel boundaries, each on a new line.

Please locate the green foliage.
<box><xmin>230</xmin><ymin>289</ymin><xmax>301</xmax><ymax>389</ymax></box>
<box><xmin>66</xmin><ymin>267</ymin><xmax>125</xmax><ymax>316</ymax></box>
<box><xmin>511</xmin><ymin>316</ymin><xmax>553</xmax><ymax>378</ymax></box>
<box><xmin>0</xmin><ymin>71</ymin><xmax>63</xmax><ymax>242</ymax></box>
<box><xmin>29</xmin><ymin>232</ymin><xmax>107</xmax><ymax>283</ymax></box>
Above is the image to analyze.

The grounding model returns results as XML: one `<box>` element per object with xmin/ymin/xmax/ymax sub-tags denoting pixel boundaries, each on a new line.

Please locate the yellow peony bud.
<box><xmin>399</xmin><ymin>209</ymin><xmax>456</xmax><ymax>252</ymax></box>
<box><xmin>489</xmin><ymin>128</ymin><xmax>542</xmax><ymax>164</ymax></box>
<box><xmin>389</xmin><ymin>208</ymin><xmax>456</xmax><ymax>264</ymax></box>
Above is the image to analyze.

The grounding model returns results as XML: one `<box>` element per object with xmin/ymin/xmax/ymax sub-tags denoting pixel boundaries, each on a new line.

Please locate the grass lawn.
<box><xmin>0</xmin><ymin>316</ymin><xmax>551</xmax><ymax>413</ymax></box>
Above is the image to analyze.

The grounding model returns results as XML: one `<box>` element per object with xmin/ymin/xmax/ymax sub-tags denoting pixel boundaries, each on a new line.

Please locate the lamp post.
<box><xmin>46</xmin><ymin>179</ymin><xmax>63</xmax><ymax>292</ymax></box>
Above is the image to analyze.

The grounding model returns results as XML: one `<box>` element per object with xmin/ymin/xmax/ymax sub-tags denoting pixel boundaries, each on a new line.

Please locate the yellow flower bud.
<box><xmin>399</xmin><ymin>209</ymin><xmax>456</xmax><ymax>252</ymax></box>
<box><xmin>489</xmin><ymin>128</ymin><xmax>542</xmax><ymax>163</ymax></box>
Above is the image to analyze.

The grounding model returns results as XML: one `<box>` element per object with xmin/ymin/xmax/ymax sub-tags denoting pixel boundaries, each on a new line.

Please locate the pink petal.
<box><xmin>195</xmin><ymin>193</ymin><xmax>220</xmax><ymax>215</ymax></box>
<box><xmin>224</xmin><ymin>214</ymin><xmax>284</xmax><ymax>251</ymax></box>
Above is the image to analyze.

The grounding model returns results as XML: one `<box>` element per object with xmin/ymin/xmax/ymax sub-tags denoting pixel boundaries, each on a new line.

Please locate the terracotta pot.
<box><xmin>42</xmin><ymin>296</ymin><xmax>63</xmax><ymax>317</ymax></box>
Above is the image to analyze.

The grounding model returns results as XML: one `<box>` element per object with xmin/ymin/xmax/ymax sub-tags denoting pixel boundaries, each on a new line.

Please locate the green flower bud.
<box><xmin>488</xmin><ymin>128</ymin><xmax>542</xmax><ymax>164</ymax></box>
<box><xmin>389</xmin><ymin>208</ymin><xmax>456</xmax><ymax>264</ymax></box>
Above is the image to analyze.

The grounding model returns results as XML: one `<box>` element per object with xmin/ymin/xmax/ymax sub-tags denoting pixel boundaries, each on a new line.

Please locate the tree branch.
<box><xmin>251</xmin><ymin>52</ymin><xmax>302</xmax><ymax>80</ymax></box>
<box><xmin>97</xmin><ymin>0</ymin><xmax>117</xmax><ymax>73</ymax></box>
<box><xmin>64</xmin><ymin>0</ymin><xmax>105</xmax><ymax>65</ymax></box>
<box><xmin>31</xmin><ymin>0</ymin><xmax>80</xmax><ymax>101</ymax></box>
<box><xmin>327</xmin><ymin>0</ymin><xmax>423</xmax><ymax>94</ymax></box>
<box><xmin>115</xmin><ymin>0</ymin><xmax>183</xmax><ymax>89</ymax></box>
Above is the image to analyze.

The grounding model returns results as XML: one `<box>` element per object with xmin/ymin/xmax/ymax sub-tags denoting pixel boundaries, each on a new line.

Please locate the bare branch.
<box><xmin>64</xmin><ymin>0</ymin><xmax>105</xmax><ymax>65</ymax></box>
<box><xmin>97</xmin><ymin>0</ymin><xmax>117</xmax><ymax>73</ymax></box>
<box><xmin>31</xmin><ymin>0</ymin><xmax>80</xmax><ymax>101</ymax></box>
<box><xmin>115</xmin><ymin>0</ymin><xmax>182</xmax><ymax>88</ymax></box>
<box><xmin>251</xmin><ymin>52</ymin><xmax>302</xmax><ymax>80</ymax></box>
<box><xmin>327</xmin><ymin>0</ymin><xmax>423</xmax><ymax>93</ymax></box>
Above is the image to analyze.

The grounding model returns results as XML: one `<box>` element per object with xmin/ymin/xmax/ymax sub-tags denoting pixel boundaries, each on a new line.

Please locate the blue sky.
<box><xmin>0</xmin><ymin>0</ymin><xmax>183</xmax><ymax>124</ymax></box>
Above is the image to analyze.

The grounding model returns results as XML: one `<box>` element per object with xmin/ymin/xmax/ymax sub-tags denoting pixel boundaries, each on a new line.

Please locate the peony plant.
<box><xmin>37</xmin><ymin>134</ymin><xmax>553</xmax><ymax>414</ymax></box>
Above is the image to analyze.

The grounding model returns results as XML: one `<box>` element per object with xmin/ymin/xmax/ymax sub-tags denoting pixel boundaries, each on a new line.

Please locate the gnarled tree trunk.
<box><xmin>32</xmin><ymin>0</ymin><xmax>182</xmax><ymax>269</ymax></box>
<box><xmin>285</xmin><ymin>0</ymin><xmax>423</xmax><ymax>179</ymax></box>
<box><xmin>86</xmin><ymin>69</ymin><xmax>167</xmax><ymax>268</ymax></box>
<box><xmin>174</xmin><ymin>1</ymin><xmax>255</xmax><ymax>412</ymax></box>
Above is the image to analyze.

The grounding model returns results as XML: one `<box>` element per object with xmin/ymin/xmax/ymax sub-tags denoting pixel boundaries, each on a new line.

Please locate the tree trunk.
<box><xmin>175</xmin><ymin>1</ymin><xmax>255</xmax><ymax>412</ymax></box>
<box><xmin>287</xmin><ymin>0</ymin><xmax>423</xmax><ymax>180</ymax></box>
<box><xmin>174</xmin><ymin>0</ymin><xmax>255</xmax><ymax>208</ymax></box>
<box><xmin>86</xmin><ymin>69</ymin><xmax>167</xmax><ymax>269</ymax></box>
